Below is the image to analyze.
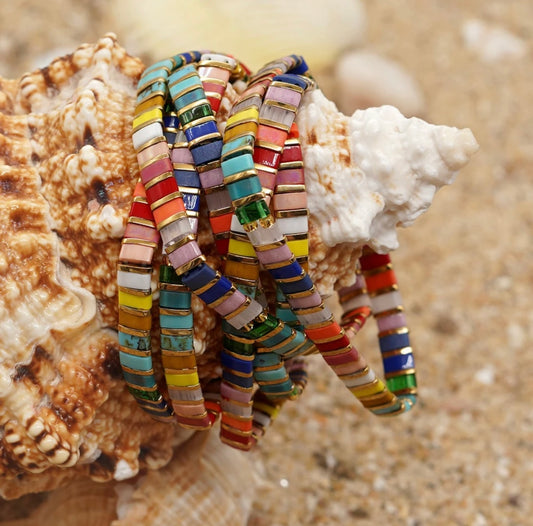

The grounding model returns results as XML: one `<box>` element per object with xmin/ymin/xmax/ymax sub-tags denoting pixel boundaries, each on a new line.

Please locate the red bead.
<box><xmin>359</xmin><ymin>250</ymin><xmax>391</xmax><ymax>271</ymax></box>
<box><xmin>253</xmin><ymin>146</ymin><xmax>281</xmax><ymax>169</ymax></box>
<box><xmin>145</xmin><ymin>176</ymin><xmax>179</xmax><ymax>204</ymax></box>
<box><xmin>130</xmin><ymin>201</ymin><xmax>154</xmax><ymax>221</ymax></box>
<box><xmin>280</xmin><ymin>143</ymin><xmax>302</xmax><ymax>163</ymax></box>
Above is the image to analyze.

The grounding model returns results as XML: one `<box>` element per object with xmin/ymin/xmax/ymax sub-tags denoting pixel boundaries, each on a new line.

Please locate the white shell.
<box><xmin>296</xmin><ymin>89</ymin><xmax>479</xmax><ymax>251</ymax></box>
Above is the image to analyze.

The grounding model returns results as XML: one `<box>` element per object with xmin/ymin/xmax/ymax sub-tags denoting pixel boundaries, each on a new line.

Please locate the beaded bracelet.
<box><xmin>118</xmin><ymin>50</ymin><xmax>418</xmax><ymax>451</ymax></box>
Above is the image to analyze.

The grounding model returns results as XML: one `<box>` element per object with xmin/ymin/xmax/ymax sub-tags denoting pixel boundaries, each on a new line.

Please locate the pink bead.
<box><xmin>124</xmin><ymin>222</ymin><xmax>160</xmax><ymax>244</ymax></box>
<box><xmin>199</xmin><ymin>166</ymin><xmax>224</xmax><ymax>188</ymax></box>
<box><xmin>140</xmin><ymin>157</ymin><xmax>173</xmax><ymax>186</ymax></box>
<box><xmin>214</xmin><ymin>289</ymin><xmax>246</xmax><ymax>317</ymax></box>
<box><xmin>198</xmin><ymin>66</ymin><xmax>231</xmax><ymax>82</ymax></box>
<box><xmin>266</xmin><ymin>85</ymin><xmax>302</xmax><ymax>107</ymax></box>
<box><xmin>288</xmin><ymin>290</ymin><xmax>322</xmax><ymax>309</ymax></box>
<box><xmin>119</xmin><ymin>244</ymin><xmax>154</xmax><ymax>265</ymax></box>
<box><xmin>276</xmin><ymin>168</ymin><xmax>305</xmax><ymax>185</ymax></box>
<box><xmin>171</xmin><ymin>146</ymin><xmax>195</xmax><ymax>164</ymax></box>
<box><xmin>257</xmin><ymin>170</ymin><xmax>276</xmax><ymax>191</ymax></box>
<box><xmin>137</xmin><ymin>140</ymin><xmax>168</xmax><ymax>166</ymax></box>
<box><xmin>167</xmin><ymin>240</ymin><xmax>202</xmax><ymax>270</ymax></box>
<box><xmin>377</xmin><ymin>312</ymin><xmax>407</xmax><ymax>333</ymax></box>
<box><xmin>220</xmin><ymin>382</ymin><xmax>253</xmax><ymax>404</ymax></box>
<box><xmin>172</xmin><ymin>402</ymin><xmax>206</xmax><ymax>417</ymax></box>
<box><xmin>272</xmin><ymin>192</ymin><xmax>307</xmax><ymax>211</ymax></box>
<box><xmin>256</xmin><ymin>243</ymin><xmax>293</xmax><ymax>265</ymax></box>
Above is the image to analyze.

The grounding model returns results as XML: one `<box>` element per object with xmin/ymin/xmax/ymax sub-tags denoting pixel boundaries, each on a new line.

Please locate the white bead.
<box><xmin>342</xmin><ymin>368</ymin><xmax>376</xmax><ymax>388</ymax></box>
<box><xmin>276</xmin><ymin>215</ymin><xmax>308</xmax><ymax>235</ymax></box>
<box><xmin>370</xmin><ymin>290</ymin><xmax>403</xmax><ymax>314</ymax></box>
<box><xmin>230</xmin><ymin>214</ymin><xmax>246</xmax><ymax>234</ymax></box>
<box><xmin>132</xmin><ymin>122</ymin><xmax>163</xmax><ymax>150</ymax></box>
<box><xmin>226</xmin><ymin>299</ymin><xmax>263</xmax><ymax>329</ymax></box>
<box><xmin>296</xmin><ymin>305</ymin><xmax>332</xmax><ymax>326</ymax></box>
<box><xmin>117</xmin><ymin>270</ymin><xmax>152</xmax><ymax>291</ymax></box>
<box><xmin>342</xmin><ymin>292</ymin><xmax>371</xmax><ymax>311</ymax></box>
<box><xmin>160</xmin><ymin>217</ymin><xmax>193</xmax><ymax>247</ymax></box>
<box><xmin>246</xmin><ymin>221</ymin><xmax>284</xmax><ymax>247</ymax></box>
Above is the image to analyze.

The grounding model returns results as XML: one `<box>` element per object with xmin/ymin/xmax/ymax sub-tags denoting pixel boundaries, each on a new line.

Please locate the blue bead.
<box><xmin>182</xmin><ymin>192</ymin><xmax>200</xmax><ymax>212</ymax></box>
<box><xmin>269</xmin><ymin>260</ymin><xmax>302</xmax><ymax>281</ymax></box>
<box><xmin>379</xmin><ymin>331</ymin><xmax>411</xmax><ymax>353</ymax></box>
<box><xmin>174</xmin><ymin>170</ymin><xmax>200</xmax><ymax>187</ymax></box>
<box><xmin>274</xmin><ymin>74</ymin><xmax>308</xmax><ymax>90</ymax></box>
<box><xmin>278</xmin><ymin>274</ymin><xmax>314</xmax><ymax>295</ymax></box>
<box><xmin>163</xmin><ymin>114</ymin><xmax>180</xmax><ymax>128</ymax></box>
<box><xmin>223</xmin><ymin>370</ymin><xmax>254</xmax><ymax>389</ymax></box>
<box><xmin>289</xmin><ymin>56</ymin><xmax>309</xmax><ymax>75</ymax></box>
<box><xmin>164</xmin><ymin>131</ymin><xmax>177</xmax><ymax>144</ymax></box>
<box><xmin>198</xmin><ymin>276</ymin><xmax>232</xmax><ymax>304</ymax></box>
<box><xmin>175</xmin><ymin>88</ymin><xmax>205</xmax><ymax>108</ymax></box>
<box><xmin>184</xmin><ymin>120</ymin><xmax>219</xmax><ymax>143</ymax></box>
<box><xmin>190</xmin><ymin>139</ymin><xmax>223</xmax><ymax>166</ymax></box>
<box><xmin>383</xmin><ymin>352</ymin><xmax>415</xmax><ymax>374</ymax></box>
<box><xmin>181</xmin><ymin>262</ymin><xmax>217</xmax><ymax>290</ymax></box>
<box><xmin>221</xmin><ymin>352</ymin><xmax>254</xmax><ymax>374</ymax></box>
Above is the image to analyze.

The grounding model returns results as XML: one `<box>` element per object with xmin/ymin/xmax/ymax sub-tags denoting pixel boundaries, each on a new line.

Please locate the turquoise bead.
<box><xmin>122</xmin><ymin>371</ymin><xmax>157</xmax><ymax>388</ymax></box>
<box><xmin>119</xmin><ymin>351</ymin><xmax>153</xmax><ymax>372</ymax></box>
<box><xmin>227</xmin><ymin>175</ymin><xmax>262</xmax><ymax>201</ymax></box>
<box><xmin>160</xmin><ymin>313</ymin><xmax>194</xmax><ymax>329</ymax></box>
<box><xmin>118</xmin><ymin>331</ymin><xmax>150</xmax><ymax>351</ymax></box>
<box><xmin>222</xmin><ymin>153</ymin><xmax>255</xmax><ymax>177</ymax></box>
<box><xmin>161</xmin><ymin>334</ymin><xmax>194</xmax><ymax>351</ymax></box>
<box><xmin>159</xmin><ymin>290</ymin><xmax>191</xmax><ymax>309</ymax></box>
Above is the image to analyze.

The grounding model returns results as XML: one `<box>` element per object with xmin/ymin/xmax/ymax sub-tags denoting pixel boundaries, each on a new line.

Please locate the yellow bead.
<box><xmin>165</xmin><ymin>371</ymin><xmax>200</xmax><ymax>387</ymax></box>
<box><xmin>287</xmin><ymin>238</ymin><xmax>308</xmax><ymax>257</ymax></box>
<box><xmin>132</xmin><ymin>107</ymin><xmax>163</xmax><ymax>130</ymax></box>
<box><xmin>349</xmin><ymin>378</ymin><xmax>386</xmax><ymax>399</ymax></box>
<box><xmin>228</xmin><ymin>238</ymin><xmax>257</xmax><ymax>258</ymax></box>
<box><xmin>253</xmin><ymin>401</ymin><xmax>280</xmax><ymax>418</ymax></box>
<box><xmin>226</xmin><ymin>107</ymin><xmax>259</xmax><ymax>129</ymax></box>
<box><xmin>118</xmin><ymin>290</ymin><xmax>153</xmax><ymax>311</ymax></box>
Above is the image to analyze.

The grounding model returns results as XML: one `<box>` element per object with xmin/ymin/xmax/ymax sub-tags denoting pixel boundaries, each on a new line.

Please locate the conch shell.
<box><xmin>0</xmin><ymin>34</ymin><xmax>477</xmax><ymax>503</ymax></box>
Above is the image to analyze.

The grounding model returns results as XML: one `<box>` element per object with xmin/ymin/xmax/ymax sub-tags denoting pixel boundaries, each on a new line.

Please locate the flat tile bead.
<box><xmin>296</xmin><ymin>305</ymin><xmax>332</xmax><ymax>326</ymax></box>
<box><xmin>140</xmin><ymin>157</ymin><xmax>173</xmax><ymax>186</ymax></box>
<box><xmin>246</xmin><ymin>221</ymin><xmax>284</xmax><ymax>247</ymax></box>
<box><xmin>256</xmin><ymin>124</ymin><xmax>288</xmax><ymax>146</ymax></box>
<box><xmin>137</xmin><ymin>140</ymin><xmax>168</xmax><ymax>166</ymax></box>
<box><xmin>146</xmin><ymin>176</ymin><xmax>179</xmax><ymax>204</ymax></box>
<box><xmin>365</xmin><ymin>269</ymin><xmax>397</xmax><ymax>293</ymax></box>
<box><xmin>132</xmin><ymin>122</ymin><xmax>164</xmax><ymax>151</ymax></box>
<box><xmin>161</xmin><ymin>334</ymin><xmax>194</xmax><ymax>352</ymax></box>
<box><xmin>117</xmin><ymin>269</ymin><xmax>152</xmax><ymax>290</ymax></box>
<box><xmin>386</xmin><ymin>374</ymin><xmax>417</xmax><ymax>392</ymax></box>
<box><xmin>160</xmin><ymin>312</ymin><xmax>193</xmax><ymax>330</ymax></box>
<box><xmin>256</xmin><ymin>243</ymin><xmax>293</xmax><ymax>265</ymax></box>
<box><xmin>175</xmin><ymin>87</ymin><xmax>206</xmax><ymax>108</ymax></box>
<box><xmin>181</xmin><ymin>262</ymin><xmax>217</xmax><ymax>290</ymax></box>
<box><xmin>123</xmin><ymin>371</ymin><xmax>157</xmax><ymax>388</ymax></box>
<box><xmin>199</xmin><ymin>166</ymin><xmax>224</xmax><ymax>188</ymax></box>
<box><xmin>172</xmin><ymin>402</ymin><xmax>209</xmax><ymax>418</ymax></box>
<box><xmin>118</xmin><ymin>309</ymin><xmax>151</xmax><ymax>331</ymax></box>
<box><xmin>222</xmin><ymin>153</ymin><xmax>255</xmax><ymax>177</ymax></box>
<box><xmin>136</xmin><ymin>80</ymin><xmax>167</xmax><ymax>105</ymax></box>
<box><xmin>214</xmin><ymin>289</ymin><xmax>247</xmax><ymax>317</ymax></box>
<box><xmin>168</xmin><ymin>386</ymin><xmax>204</xmax><ymax>402</ymax></box>
<box><xmin>118</xmin><ymin>332</ymin><xmax>150</xmax><ymax>351</ymax></box>
<box><xmin>369</xmin><ymin>290</ymin><xmax>404</xmax><ymax>313</ymax></box>
<box><xmin>224</xmin><ymin>371</ymin><xmax>254</xmax><ymax>388</ymax></box>
<box><xmin>174</xmin><ymin>170</ymin><xmax>200</xmax><ymax>187</ymax></box>
<box><xmin>278</xmin><ymin>274</ymin><xmax>314</xmax><ymax>296</ymax></box>
<box><xmin>160</xmin><ymin>216</ymin><xmax>193</xmax><ymax>246</ymax></box>
<box><xmin>124</xmin><ymin>223</ymin><xmax>159</xmax><ymax>244</ymax></box>
<box><xmin>274</xmin><ymin>73</ymin><xmax>309</xmax><ymax>89</ymax></box>
<box><xmin>152</xmin><ymin>198</ymin><xmax>186</xmax><ymax>226</ymax></box>
<box><xmin>341</xmin><ymin>292</ymin><xmax>372</xmax><ymax>311</ymax></box>
<box><xmin>209</xmin><ymin>212</ymin><xmax>232</xmax><ymax>234</ymax></box>
<box><xmin>226</xmin><ymin>107</ymin><xmax>259</xmax><ymax>128</ymax></box>
<box><xmin>132</xmin><ymin>107</ymin><xmax>163</xmax><ymax>131</ymax></box>
<box><xmin>227</xmin><ymin>176</ymin><xmax>263</xmax><ymax>201</ymax></box>
<box><xmin>119</xmin><ymin>244</ymin><xmax>154</xmax><ymax>266</ymax></box>
<box><xmin>322</xmin><ymin>347</ymin><xmax>360</xmax><ymax>367</ymax></box>
<box><xmin>305</xmin><ymin>321</ymin><xmax>343</xmax><ymax>342</ymax></box>
<box><xmin>359</xmin><ymin>252</ymin><xmax>391</xmax><ymax>270</ymax></box>
<box><xmin>272</xmin><ymin>191</ymin><xmax>307</xmax><ymax>210</ymax></box>
<box><xmin>119</xmin><ymin>351</ymin><xmax>153</xmax><ymax>372</ymax></box>
<box><xmin>161</xmin><ymin>352</ymin><xmax>197</xmax><ymax>371</ymax></box>
<box><xmin>253</xmin><ymin>146</ymin><xmax>281</xmax><ymax>168</ymax></box>
<box><xmin>269</xmin><ymin>260</ymin><xmax>303</xmax><ymax>280</ymax></box>
<box><xmin>220</xmin><ymin>382</ymin><xmax>253</xmax><ymax>404</ymax></box>
<box><xmin>276</xmin><ymin>215</ymin><xmax>308</xmax><ymax>235</ymax></box>
<box><xmin>315</xmin><ymin>334</ymin><xmax>351</xmax><ymax>352</ymax></box>
<box><xmin>265</xmin><ymin>85</ymin><xmax>302</xmax><ymax>107</ymax></box>
<box><xmin>383</xmin><ymin>352</ymin><xmax>415</xmax><ymax>374</ymax></box>
<box><xmin>182</xmin><ymin>192</ymin><xmax>200</xmax><ymax>212</ymax></box>
<box><xmin>184</xmin><ymin>120</ymin><xmax>219</xmax><ymax>143</ymax></box>
<box><xmin>198</xmin><ymin>276</ymin><xmax>233</xmax><ymax>304</ymax></box>
<box><xmin>379</xmin><ymin>331</ymin><xmax>410</xmax><ymax>353</ymax></box>
<box><xmin>190</xmin><ymin>139</ymin><xmax>223</xmax><ymax>166</ymax></box>
<box><xmin>169</xmin><ymin>75</ymin><xmax>202</xmax><ymax>99</ymax></box>
<box><xmin>171</xmin><ymin>146</ymin><xmax>195</xmax><ymax>164</ymax></box>
<box><xmin>287</xmin><ymin>290</ymin><xmax>322</xmax><ymax>309</ymax></box>
<box><xmin>167</xmin><ymin>239</ymin><xmax>203</xmax><ymax>270</ymax></box>
<box><xmin>224</xmin><ymin>122</ymin><xmax>258</xmax><ymax>142</ymax></box>
<box><xmin>259</xmin><ymin>104</ymin><xmax>295</xmax><ymax>128</ymax></box>
<box><xmin>341</xmin><ymin>368</ymin><xmax>376</xmax><ymax>388</ymax></box>
<box><xmin>129</xmin><ymin>201</ymin><xmax>155</xmax><ymax>222</ymax></box>
<box><xmin>165</xmin><ymin>370</ymin><xmax>200</xmax><ymax>388</ymax></box>
<box><xmin>227</xmin><ymin>238</ymin><xmax>256</xmax><ymax>258</ymax></box>
<box><xmin>286</xmin><ymin>238</ymin><xmax>308</xmax><ymax>257</ymax></box>
<box><xmin>224</xmin><ymin>259</ymin><xmax>259</xmax><ymax>282</ymax></box>
<box><xmin>159</xmin><ymin>290</ymin><xmax>191</xmax><ymax>309</ymax></box>
<box><xmin>377</xmin><ymin>312</ymin><xmax>408</xmax><ymax>332</ymax></box>
<box><xmin>225</xmin><ymin>299</ymin><xmax>264</xmax><ymax>329</ymax></box>
<box><xmin>119</xmin><ymin>290</ymin><xmax>152</xmax><ymax>311</ymax></box>
<box><xmin>201</xmin><ymin>80</ymin><xmax>226</xmax><ymax>95</ymax></box>
<box><xmin>276</xmin><ymin>168</ymin><xmax>305</xmax><ymax>185</ymax></box>
<box><xmin>198</xmin><ymin>66</ymin><xmax>231</xmax><ymax>82</ymax></box>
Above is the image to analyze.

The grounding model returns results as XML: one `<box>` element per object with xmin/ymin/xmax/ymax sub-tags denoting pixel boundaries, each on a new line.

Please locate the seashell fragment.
<box><xmin>0</xmin><ymin>35</ymin><xmax>477</xmax><ymax>503</ymax></box>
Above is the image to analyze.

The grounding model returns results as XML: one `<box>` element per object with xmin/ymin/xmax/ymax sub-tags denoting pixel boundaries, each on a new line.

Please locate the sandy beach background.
<box><xmin>1</xmin><ymin>1</ymin><xmax>532</xmax><ymax>524</ymax></box>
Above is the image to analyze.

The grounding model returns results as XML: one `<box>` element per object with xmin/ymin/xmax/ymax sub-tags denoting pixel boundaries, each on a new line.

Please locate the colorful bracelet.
<box><xmin>117</xmin><ymin>50</ymin><xmax>418</xmax><ymax>451</ymax></box>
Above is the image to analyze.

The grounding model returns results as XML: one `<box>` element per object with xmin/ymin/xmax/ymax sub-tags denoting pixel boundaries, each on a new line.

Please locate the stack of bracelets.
<box><xmin>117</xmin><ymin>51</ymin><xmax>417</xmax><ymax>451</ymax></box>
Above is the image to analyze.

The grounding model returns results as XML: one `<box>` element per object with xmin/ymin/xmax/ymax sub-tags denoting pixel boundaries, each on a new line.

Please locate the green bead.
<box><xmin>223</xmin><ymin>336</ymin><xmax>255</xmax><ymax>356</ymax></box>
<box><xmin>235</xmin><ymin>199</ymin><xmax>270</xmax><ymax>225</ymax></box>
<box><xmin>180</xmin><ymin>103</ymin><xmax>213</xmax><ymax>126</ymax></box>
<box><xmin>128</xmin><ymin>386</ymin><xmax>161</xmax><ymax>401</ymax></box>
<box><xmin>386</xmin><ymin>373</ymin><xmax>417</xmax><ymax>392</ymax></box>
<box><xmin>159</xmin><ymin>264</ymin><xmax>181</xmax><ymax>284</ymax></box>
<box><xmin>247</xmin><ymin>314</ymin><xmax>279</xmax><ymax>339</ymax></box>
